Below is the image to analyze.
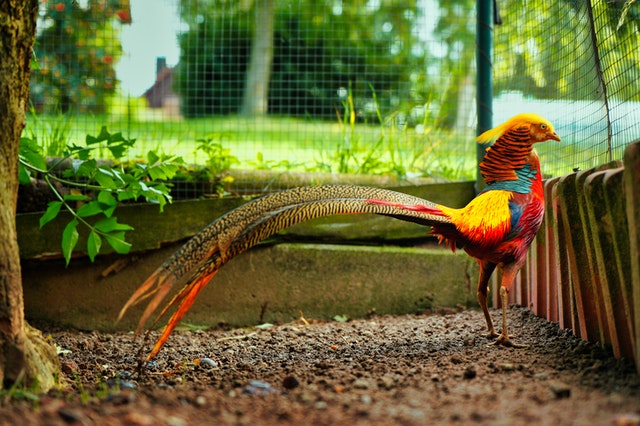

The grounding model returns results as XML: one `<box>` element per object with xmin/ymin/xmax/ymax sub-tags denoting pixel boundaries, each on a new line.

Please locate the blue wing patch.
<box><xmin>482</xmin><ymin>164</ymin><xmax>537</xmax><ymax>194</ymax></box>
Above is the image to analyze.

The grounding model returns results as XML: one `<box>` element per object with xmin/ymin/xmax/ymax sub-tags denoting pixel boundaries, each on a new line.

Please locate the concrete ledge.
<box><xmin>17</xmin><ymin>181</ymin><xmax>475</xmax><ymax>259</ymax></box>
<box><xmin>23</xmin><ymin>242</ymin><xmax>478</xmax><ymax>332</ymax></box>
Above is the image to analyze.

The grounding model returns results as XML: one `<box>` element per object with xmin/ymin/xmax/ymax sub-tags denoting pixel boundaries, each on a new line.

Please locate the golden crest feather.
<box><xmin>476</xmin><ymin>113</ymin><xmax>551</xmax><ymax>145</ymax></box>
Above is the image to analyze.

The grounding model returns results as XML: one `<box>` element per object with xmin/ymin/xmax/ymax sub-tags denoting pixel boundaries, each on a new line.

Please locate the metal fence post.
<box><xmin>476</xmin><ymin>0</ymin><xmax>494</xmax><ymax>192</ymax></box>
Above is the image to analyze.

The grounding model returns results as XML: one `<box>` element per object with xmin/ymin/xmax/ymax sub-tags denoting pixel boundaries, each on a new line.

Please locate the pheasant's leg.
<box><xmin>477</xmin><ymin>260</ymin><xmax>499</xmax><ymax>339</ymax></box>
<box><xmin>491</xmin><ymin>263</ymin><xmax>528</xmax><ymax>348</ymax></box>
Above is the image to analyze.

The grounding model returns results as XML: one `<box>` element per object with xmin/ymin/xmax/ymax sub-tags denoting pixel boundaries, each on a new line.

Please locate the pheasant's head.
<box><xmin>477</xmin><ymin>113</ymin><xmax>561</xmax><ymax>145</ymax></box>
<box><xmin>528</xmin><ymin>115</ymin><xmax>561</xmax><ymax>143</ymax></box>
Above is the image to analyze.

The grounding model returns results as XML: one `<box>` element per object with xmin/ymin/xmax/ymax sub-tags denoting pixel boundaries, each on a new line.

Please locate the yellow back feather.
<box><xmin>437</xmin><ymin>190</ymin><xmax>513</xmax><ymax>245</ymax></box>
<box><xmin>476</xmin><ymin>113</ymin><xmax>551</xmax><ymax>145</ymax></box>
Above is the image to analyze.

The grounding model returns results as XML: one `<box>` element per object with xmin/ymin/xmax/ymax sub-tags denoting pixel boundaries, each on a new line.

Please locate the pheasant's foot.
<box><xmin>488</xmin><ymin>333</ymin><xmax>528</xmax><ymax>348</ymax></box>
<box><xmin>485</xmin><ymin>330</ymin><xmax>500</xmax><ymax>340</ymax></box>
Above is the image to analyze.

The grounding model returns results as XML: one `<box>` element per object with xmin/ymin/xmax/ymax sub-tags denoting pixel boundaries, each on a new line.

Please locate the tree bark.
<box><xmin>0</xmin><ymin>0</ymin><xmax>60</xmax><ymax>390</ymax></box>
<box><xmin>240</xmin><ymin>0</ymin><xmax>275</xmax><ymax>116</ymax></box>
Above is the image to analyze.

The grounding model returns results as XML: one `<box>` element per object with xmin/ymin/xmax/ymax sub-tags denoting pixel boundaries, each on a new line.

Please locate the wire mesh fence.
<box><xmin>27</xmin><ymin>0</ymin><xmax>640</xmax><ymax>197</ymax></box>
<box><xmin>494</xmin><ymin>0</ymin><xmax>640</xmax><ymax>177</ymax></box>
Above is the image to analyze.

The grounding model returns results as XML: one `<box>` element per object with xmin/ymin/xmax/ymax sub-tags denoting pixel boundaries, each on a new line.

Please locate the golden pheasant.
<box><xmin>119</xmin><ymin>113</ymin><xmax>560</xmax><ymax>359</ymax></box>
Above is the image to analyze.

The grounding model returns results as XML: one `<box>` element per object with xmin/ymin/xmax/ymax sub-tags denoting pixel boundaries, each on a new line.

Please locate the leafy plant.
<box><xmin>25</xmin><ymin>108</ymin><xmax>72</xmax><ymax>157</ymax></box>
<box><xmin>313</xmin><ymin>87</ymin><xmax>449</xmax><ymax>181</ymax></box>
<box><xmin>316</xmin><ymin>91</ymin><xmax>385</xmax><ymax>175</ymax></box>
<box><xmin>195</xmin><ymin>135</ymin><xmax>240</xmax><ymax>177</ymax></box>
<box><xmin>248</xmin><ymin>152</ymin><xmax>302</xmax><ymax>171</ymax></box>
<box><xmin>18</xmin><ymin>126</ymin><xmax>183</xmax><ymax>265</ymax></box>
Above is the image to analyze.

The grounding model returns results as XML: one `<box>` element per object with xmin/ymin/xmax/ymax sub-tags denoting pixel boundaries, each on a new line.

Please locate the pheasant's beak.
<box><xmin>549</xmin><ymin>131</ymin><xmax>561</xmax><ymax>142</ymax></box>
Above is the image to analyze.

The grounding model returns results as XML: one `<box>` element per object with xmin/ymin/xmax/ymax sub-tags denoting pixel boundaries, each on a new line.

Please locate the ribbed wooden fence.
<box><xmin>497</xmin><ymin>140</ymin><xmax>640</xmax><ymax>372</ymax></box>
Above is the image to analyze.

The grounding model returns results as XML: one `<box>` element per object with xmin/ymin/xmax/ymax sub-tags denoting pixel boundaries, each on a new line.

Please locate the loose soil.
<box><xmin>2</xmin><ymin>307</ymin><xmax>639</xmax><ymax>425</ymax></box>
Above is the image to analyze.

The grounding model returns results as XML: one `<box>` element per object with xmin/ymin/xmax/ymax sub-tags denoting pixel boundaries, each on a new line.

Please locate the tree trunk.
<box><xmin>240</xmin><ymin>0</ymin><xmax>275</xmax><ymax>116</ymax></box>
<box><xmin>0</xmin><ymin>0</ymin><xmax>60</xmax><ymax>390</ymax></box>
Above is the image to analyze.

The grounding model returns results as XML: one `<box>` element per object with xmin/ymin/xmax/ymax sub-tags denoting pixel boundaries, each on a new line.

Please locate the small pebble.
<box><xmin>463</xmin><ymin>334</ymin><xmax>476</xmax><ymax>346</ymax></box>
<box><xmin>243</xmin><ymin>380</ymin><xmax>280</xmax><ymax>396</ymax></box>
<box><xmin>315</xmin><ymin>401</ymin><xmax>327</xmax><ymax>410</ymax></box>
<box><xmin>500</xmin><ymin>363</ymin><xmax>515</xmax><ymax>372</ymax></box>
<box><xmin>166</xmin><ymin>416</ymin><xmax>187</xmax><ymax>426</ymax></box>
<box><xmin>549</xmin><ymin>381</ymin><xmax>571</xmax><ymax>399</ymax></box>
<box><xmin>534</xmin><ymin>372</ymin><xmax>550</xmax><ymax>380</ymax></box>
<box><xmin>299</xmin><ymin>392</ymin><xmax>314</xmax><ymax>403</ymax></box>
<box><xmin>199</xmin><ymin>358</ymin><xmax>218</xmax><ymax>368</ymax></box>
<box><xmin>463</xmin><ymin>365</ymin><xmax>477</xmax><ymax>380</ymax></box>
<box><xmin>379</xmin><ymin>376</ymin><xmax>395</xmax><ymax>389</ymax></box>
<box><xmin>353</xmin><ymin>378</ymin><xmax>371</xmax><ymax>389</ymax></box>
<box><xmin>282</xmin><ymin>375</ymin><xmax>299</xmax><ymax>390</ymax></box>
<box><xmin>61</xmin><ymin>361</ymin><xmax>77</xmax><ymax>375</ymax></box>
<box><xmin>450</xmin><ymin>354</ymin><xmax>464</xmax><ymax>364</ymax></box>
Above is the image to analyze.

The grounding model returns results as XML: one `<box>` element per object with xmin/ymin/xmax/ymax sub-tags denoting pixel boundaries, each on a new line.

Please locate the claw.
<box><xmin>485</xmin><ymin>330</ymin><xmax>500</xmax><ymax>340</ymax></box>
<box><xmin>488</xmin><ymin>333</ymin><xmax>528</xmax><ymax>348</ymax></box>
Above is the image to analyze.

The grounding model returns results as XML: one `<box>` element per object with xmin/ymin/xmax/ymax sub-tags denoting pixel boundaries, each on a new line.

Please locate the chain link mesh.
<box><xmin>27</xmin><ymin>0</ymin><xmax>640</xmax><ymax>197</ymax></box>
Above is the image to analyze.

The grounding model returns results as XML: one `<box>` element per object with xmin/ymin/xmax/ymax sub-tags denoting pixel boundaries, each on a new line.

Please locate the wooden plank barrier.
<box><xmin>517</xmin><ymin>141</ymin><xmax>639</xmax><ymax>372</ymax></box>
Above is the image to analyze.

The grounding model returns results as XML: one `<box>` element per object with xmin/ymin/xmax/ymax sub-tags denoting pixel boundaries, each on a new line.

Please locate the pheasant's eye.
<box><xmin>540</xmin><ymin>123</ymin><xmax>547</xmax><ymax>129</ymax></box>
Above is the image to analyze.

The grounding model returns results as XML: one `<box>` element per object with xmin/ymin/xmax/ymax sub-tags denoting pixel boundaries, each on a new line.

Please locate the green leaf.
<box><xmin>39</xmin><ymin>201</ymin><xmax>63</xmax><ymax>228</ymax></box>
<box><xmin>116</xmin><ymin>190</ymin><xmax>136</xmax><ymax>202</ymax></box>
<box><xmin>18</xmin><ymin>164</ymin><xmax>32</xmax><ymax>184</ymax></box>
<box><xmin>107</xmin><ymin>144</ymin><xmax>127</xmax><ymax>159</ymax></box>
<box><xmin>86</xmin><ymin>126</ymin><xmax>111</xmax><ymax>145</ymax></box>
<box><xmin>97</xmin><ymin>190</ymin><xmax>117</xmax><ymax>206</ymax></box>
<box><xmin>19</xmin><ymin>137</ymin><xmax>41</xmax><ymax>152</ymax></box>
<box><xmin>61</xmin><ymin>220</ymin><xmax>79</xmax><ymax>266</ymax></box>
<box><xmin>108</xmin><ymin>132</ymin><xmax>126</xmax><ymax>143</ymax></box>
<box><xmin>94</xmin><ymin>171</ymin><xmax>117</xmax><ymax>189</ymax></box>
<box><xmin>73</xmin><ymin>146</ymin><xmax>92</xmax><ymax>161</ymax></box>
<box><xmin>20</xmin><ymin>150</ymin><xmax>48</xmax><ymax>172</ymax></box>
<box><xmin>76</xmin><ymin>201</ymin><xmax>104</xmax><ymax>218</ymax></box>
<box><xmin>97</xmin><ymin>190</ymin><xmax>117</xmax><ymax>217</ymax></box>
<box><xmin>147</xmin><ymin>165</ymin><xmax>164</xmax><ymax>181</ymax></box>
<box><xmin>73</xmin><ymin>159</ymin><xmax>98</xmax><ymax>177</ymax></box>
<box><xmin>19</xmin><ymin>137</ymin><xmax>48</xmax><ymax>171</ymax></box>
<box><xmin>148</xmin><ymin>163</ymin><xmax>180</xmax><ymax>181</ymax></box>
<box><xmin>101</xmin><ymin>167</ymin><xmax>125</xmax><ymax>185</ymax></box>
<box><xmin>87</xmin><ymin>230</ymin><xmax>102</xmax><ymax>262</ymax></box>
<box><xmin>94</xmin><ymin>217</ymin><xmax>134</xmax><ymax>233</ymax></box>
<box><xmin>147</xmin><ymin>150</ymin><xmax>160</xmax><ymax>164</ymax></box>
<box><xmin>103</xmin><ymin>231</ymin><xmax>131</xmax><ymax>254</ymax></box>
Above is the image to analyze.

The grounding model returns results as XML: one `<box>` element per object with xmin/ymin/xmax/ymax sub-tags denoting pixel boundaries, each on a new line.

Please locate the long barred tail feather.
<box><xmin>119</xmin><ymin>184</ymin><xmax>452</xmax><ymax>359</ymax></box>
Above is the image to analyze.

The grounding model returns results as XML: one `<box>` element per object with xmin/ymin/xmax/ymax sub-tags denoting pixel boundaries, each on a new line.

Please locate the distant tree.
<box><xmin>492</xmin><ymin>0</ymin><xmax>640</xmax><ymax>101</ymax></box>
<box><xmin>30</xmin><ymin>0</ymin><xmax>132</xmax><ymax>114</ymax></box>
<box><xmin>240</xmin><ymin>0</ymin><xmax>275</xmax><ymax>116</ymax></box>
<box><xmin>177</xmin><ymin>0</ymin><xmax>423</xmax><ymax>119</ymax></box>
<box><xmin>433</xmin><ymin>0</ymin><xmax>475</xmax><ymax>128</ymax></box>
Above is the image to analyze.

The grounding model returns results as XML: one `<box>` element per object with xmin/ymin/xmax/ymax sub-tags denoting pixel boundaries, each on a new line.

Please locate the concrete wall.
<box><xmin>19</xmin><ymin>182</ymin><xmax>479</xmax><ymax>331</ymax></box>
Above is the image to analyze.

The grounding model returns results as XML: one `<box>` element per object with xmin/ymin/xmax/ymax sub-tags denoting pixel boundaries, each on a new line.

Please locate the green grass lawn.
<box><xmin>24</xmin><ymin>113</ymin><xmax>479</xmax><ymax>182</ymax></box>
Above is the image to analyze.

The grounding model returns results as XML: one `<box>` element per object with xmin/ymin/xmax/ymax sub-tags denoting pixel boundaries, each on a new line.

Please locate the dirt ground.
<box><xmin>1</xmin><ymin>306</ymin><xmax>639</xmax><ymax>425</ymax></box>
